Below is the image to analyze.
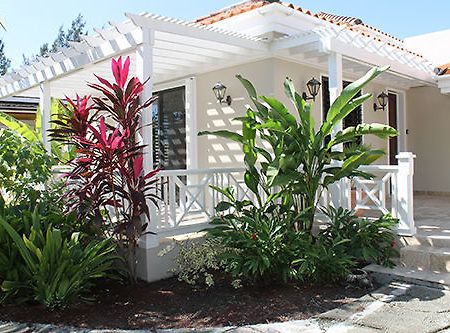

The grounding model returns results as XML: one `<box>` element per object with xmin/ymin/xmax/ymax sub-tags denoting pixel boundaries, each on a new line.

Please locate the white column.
<box><xmin>328</xmin><ymin>52</ymin><xmax>343</xmax><ymax>140</ymax></box>
<box><xmin>396</xmin><ymin>152</ymin><xmax>416</xmax><ymax>236</ymax></box>
<box><xmin>39</xmin><ymin>82</ymin><xmax>51</xmax><ymax>153</ymax></box>
<box><xmin>135</xmin><ymin>27</ymin><xmax>159</xmax><ymax>256</ymax></box>
<box><xmin>136</xmin><ymin>27</ymin><xmax>154</xmax><ymax>172</ymax></box>
<box><xmin>327</xmin><ymin>52</ymin><xmax>346</xmax><ymax>208</ymax></box>
<box><xmin>185</xmin><ymin>77</ymin><xmax>198</xmax><ymax>171</ymax></box>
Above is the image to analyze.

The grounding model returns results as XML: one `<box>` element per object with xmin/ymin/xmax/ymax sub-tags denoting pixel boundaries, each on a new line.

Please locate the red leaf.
<box><xmin>133</xmin><ymin>155</ymin><xmax>143</xmax><ymax>180</ymax></box>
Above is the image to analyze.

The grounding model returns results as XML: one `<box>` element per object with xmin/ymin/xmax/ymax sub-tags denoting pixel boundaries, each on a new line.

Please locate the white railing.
<box><xmin>150</xmin><ymin>167</ymin><xmax>250</xmax><ymax>236</ymax></box>
<box><xmin>147</xmin><ymin>152</ymin><xmax>416</xmax><ymax>241</ymax></box>
<box><xmin>326</xmin><ymin>152</ymin><xmax>416</xmax><ymax>236</ymax></box>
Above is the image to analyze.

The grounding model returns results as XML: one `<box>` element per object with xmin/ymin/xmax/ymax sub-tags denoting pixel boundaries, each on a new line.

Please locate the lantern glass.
<box><xmin>306</xmin><ymin>77</ymin><xmax>321</xmax><ymax>98</ymax></box>
<box><xmin>213</xmin><ymin>82</ymin><xmax>227</xmax><ymax>102</ymax></box>
<box><xmin>377</xmin><ymin>92</ymin><xmax>389</xmax><ymax>108</ymax></box>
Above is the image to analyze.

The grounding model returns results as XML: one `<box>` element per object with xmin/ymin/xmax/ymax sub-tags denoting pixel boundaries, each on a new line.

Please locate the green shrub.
<box><xmin>293</xmin><ymin>237</ymin><xmax>355</xmax><ymax>282</ymax></box>
<box><xmin>169</xmin><ymin>238</ymin><xmax>229</xmax><ymax>288</ymax></box>
<box><xmin>320</xmin><ymin>207</ymin><xmax>399</xmax><ymax>267</ymax></box>
<box><xmin>0</xmin><ymin>129</ymin><xmax>55</xmax><ymax>206</ymax></box>
<box><xmin>207</xmin><ymin>187</ymin><xmax>308</xmax><ymax>284</ymax></box>
<box><xmin>0</xmin><ymin>213</ymin><xmax>121</xmax><ymax>309</ymax></box>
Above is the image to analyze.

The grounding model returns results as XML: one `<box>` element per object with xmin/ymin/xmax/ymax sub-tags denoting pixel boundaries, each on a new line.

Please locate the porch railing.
<box><xmin>148</xmin><ymin>152</ymin><xmax>416</xmax><ymax>242</ymax></box>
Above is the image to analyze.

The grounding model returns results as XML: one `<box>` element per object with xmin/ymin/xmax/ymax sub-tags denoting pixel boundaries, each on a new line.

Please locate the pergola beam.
<box><xmin>126</xmin><ymin>12</ymin><xmax>268</xmax><ymax>52</ymax></box>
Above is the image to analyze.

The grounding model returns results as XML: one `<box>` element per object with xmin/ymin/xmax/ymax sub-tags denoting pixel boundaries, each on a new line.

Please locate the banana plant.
<box><xmin>0</xmin><ymin>99</ymin><xmax>76</xmax><ymax>162</ymax></box>
<box><xmin>199</xmin><ymin>66</ymin><xmax>398</xmax><ymax>233</ymax></box>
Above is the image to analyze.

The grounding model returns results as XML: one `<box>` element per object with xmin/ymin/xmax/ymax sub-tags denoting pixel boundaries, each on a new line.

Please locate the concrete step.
<box><xmin>402</xmin><ymin>234</ymin><xmax>450</xmax><ymax>248</ymax></box>
<box><xmin>365</xmin><ymin>263</ymin><xmax>450</xmax><ymax>290</ymax></box>
<box><xmin>399</xmin><ymin>245</ymin><xmax>450</xmax><ymax>273</ymax></box>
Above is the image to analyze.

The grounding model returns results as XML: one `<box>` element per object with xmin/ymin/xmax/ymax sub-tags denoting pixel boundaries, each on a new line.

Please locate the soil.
<box><xmin>0</xmin><ymin>278</ymin><xmax>372</xmax><ymax>330</ymax></box>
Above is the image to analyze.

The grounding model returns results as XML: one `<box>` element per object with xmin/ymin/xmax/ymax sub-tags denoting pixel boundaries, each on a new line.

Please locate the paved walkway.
<box><xmin>1</xmin><ymin>282</ymin><xmax>450</xmax><ymax>333</ymax></box>
<box><xmin>414</xmin><ymin>195</ymin><xmax>450</xmax><ymax>239</ymax></box>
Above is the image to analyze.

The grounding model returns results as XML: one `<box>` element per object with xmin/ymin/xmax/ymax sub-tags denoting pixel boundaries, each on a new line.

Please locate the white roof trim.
<box><xmin>272</xmin><ymin>25</ymin><xmax>435</xmax><ymax>85</ymax></box>
<box><xmin>0</xmin><ymin>12</ymin><xmax>268</xmax><ymax>98</ymax></box>
<box><xmin>0</xmin><ymin>9</ymin><xmax>437</xmax><ymax>98</ymax></box>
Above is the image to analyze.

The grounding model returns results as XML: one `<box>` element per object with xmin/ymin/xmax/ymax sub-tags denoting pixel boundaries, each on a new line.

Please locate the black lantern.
<box><xmin>212</xmin><ymin>82</ymin><xmax>232</xmax><ymax>106</ymax></box>
<box><xmin>302</xmin><ymin>77</ymin><xmax>321</xmax><ymax>101</ymax></box>
<box><xmin>373</xmin><ymin>92</ymin><xmax>389</xmax><ymax>112</ymax></box>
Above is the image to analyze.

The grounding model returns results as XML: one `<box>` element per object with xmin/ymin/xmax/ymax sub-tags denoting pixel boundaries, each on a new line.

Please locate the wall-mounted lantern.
<box><xmin>212</xmin><ymin>82</ymin><xmax>232</xmax><ymax>106</ymax></box>
<box><xmin>302</xmin><ymin>77</ymin><xmax>321</xmax><ymax>101</ymax></box>
<box><xmin>373</xmin><ymin>92</ymin><xmax>389</xmax><ymax>112</ymax></box>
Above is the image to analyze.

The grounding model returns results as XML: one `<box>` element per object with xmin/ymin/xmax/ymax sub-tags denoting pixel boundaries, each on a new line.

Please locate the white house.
<box><xmin>1</xmin><ymin>0</ymin><xmax>449</xmax><ymax>281</ymax></box>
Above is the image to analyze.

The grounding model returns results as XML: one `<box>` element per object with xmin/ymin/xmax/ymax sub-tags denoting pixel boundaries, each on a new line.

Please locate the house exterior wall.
<box><xmin>195</xmin><ymin>58</ymin><xmax>394</xmax><ymax>170</ymax></box>
<box><xmin>407</xmin><ymin>86</ymin><xmax>450</xmax><ymax>193</ymax></box>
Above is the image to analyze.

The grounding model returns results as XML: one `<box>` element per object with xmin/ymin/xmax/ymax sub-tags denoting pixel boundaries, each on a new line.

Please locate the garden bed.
<box><xmin>0</xmin><ymin>277</ymin><xmax>373</xmax><ymax>330</ymax></box>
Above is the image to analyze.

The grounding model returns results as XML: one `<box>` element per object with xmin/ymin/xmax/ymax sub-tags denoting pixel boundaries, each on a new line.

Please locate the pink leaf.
<box><xmin>133</xmin><ymin>155</ymin><xmax>143</xmax><ymax>180</ymax></box>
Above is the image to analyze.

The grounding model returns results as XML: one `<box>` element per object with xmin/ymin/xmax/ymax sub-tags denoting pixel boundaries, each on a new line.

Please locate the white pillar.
<box><xmin>39</xmin><ymin>82</ymin><xmax>51</xmax><ymax>153</ymax></box>
<box><xmin>395</xmin><ymin>152</ymin><xmax>416</xmax><ymax>236</ymax></box>
<box><xmin>136</xmin><ymin>27</ymin><xmax>154</xmax><ymax>172</ymax></box>
<box><xmin>135</xmin><ymin>27</ymin><xmax>159</xmax><ymax>257</ymax></box>
<box><xmin>327</xmin><ymin>52</ymin><xmax>345</xmax><ymax>208</ymax></box>
<box><xmin>328</xmin><ymin>52</ymin><xmax>343</xmax><ymax>141</ymax></box>
<box><xmin>185</xmin><ymin>77</ymin><xmax>198</xmax><ymax>171</ymax></box>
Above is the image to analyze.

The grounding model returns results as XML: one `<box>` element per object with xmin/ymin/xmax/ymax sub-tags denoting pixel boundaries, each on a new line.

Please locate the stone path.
<box><xmin>1</xmin><ymin>282</ymin><xmax>450</xmax><ymax>333</ymax></box>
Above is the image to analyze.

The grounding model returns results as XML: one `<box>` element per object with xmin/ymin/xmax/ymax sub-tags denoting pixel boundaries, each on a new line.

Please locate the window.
<box><xmin>321</xmin><ymin>76</ymin><xmax>362</xmax><ymax>146</ymax></box>
<box><xmin>152</xmin><ymin>86</ymin><xmax>187</xmax><ymax>170</ymax></box>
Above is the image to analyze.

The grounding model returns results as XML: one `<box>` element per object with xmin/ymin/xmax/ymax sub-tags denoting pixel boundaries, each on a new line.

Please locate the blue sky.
<box><xmin>1</xmin><ymin>0</ymin><xmax>449</xmax><ymax>68</ymax></box>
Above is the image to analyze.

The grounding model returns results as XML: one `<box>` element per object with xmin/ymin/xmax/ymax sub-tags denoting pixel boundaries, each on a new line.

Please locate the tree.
<box><xmin>22</xmin><ymin>14</ymin><xmax>87</xmax><ymax>64</ymax></box>
<box><xmin>0</xmin><ymin>39</ymin><xmax>10</xmax><ymax>75</ymax></box>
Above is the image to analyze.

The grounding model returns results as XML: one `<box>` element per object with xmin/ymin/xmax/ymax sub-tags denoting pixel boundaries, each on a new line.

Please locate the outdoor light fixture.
<box><xmin>212</xmin><ymin>82</ymin><xmax>232</xmax><ymax>106</ymax></box>
<box><xmin>373</xmin><ymin>91</ymin><xmax>389</xmax><ymax>112</ymax></box>
<box><xmin>302</xmin><ymin>77</ymin><xmax>321</xmax><ymax>101</ymax></box>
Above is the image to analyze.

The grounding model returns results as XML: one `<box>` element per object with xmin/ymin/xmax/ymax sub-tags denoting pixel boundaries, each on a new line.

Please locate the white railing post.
<box><xmin>395</xmin><ymin>152</ymin><xmax>416</xmax><ymax>236</ymax></box>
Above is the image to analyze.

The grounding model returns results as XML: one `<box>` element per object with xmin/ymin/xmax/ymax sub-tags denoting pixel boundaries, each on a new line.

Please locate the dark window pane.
<box><xmin>152</xmin><ymin>86</ymin><xmax>186</xmax><ymax>170</ymax></box>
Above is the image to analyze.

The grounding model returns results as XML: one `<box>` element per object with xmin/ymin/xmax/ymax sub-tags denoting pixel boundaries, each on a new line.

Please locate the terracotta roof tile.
<box><xmin>195</xmin><ymin>1</ymin><xmax>425</xmax><ymax>59</ymax></box>
<box><xmin>436</xmin><ymin>63</ymin><xmax>450</xmax><ymax>75</ymax></box>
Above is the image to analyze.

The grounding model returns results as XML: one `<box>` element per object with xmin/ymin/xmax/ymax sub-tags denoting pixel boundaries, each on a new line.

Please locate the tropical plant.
<box><xmin>0</xmin><ymin>98</ymin><xmax>76</xmax><ymax>162</ymax></box>
<box><xmin>199</xmin><ymin>67</ymin><xmax>398</xmax><ymax>232</ymax></box>
<box><xmin>320</xmin><ymin>207</ymin><xmax>399</xmax><ymax>267</ymax></box>
<box><xmin>0</xmin><ymin>129</ymin><xmax>55</xmax><ymax>205</ymax></box>
<box><xmin>293</xmin><ymin>236</ymin><xmax>355</xmax><ymax>282</ymax></box>
<box><xmin>0</xmin><ymin>214</ymin><xmax>120</xmax><ymax>309</ymax></box>
<box><xmin>169</xmin><ymin>238</ymin><xmax>229</xmax><ymax>288</ymax></box>
<box><xmin>50</xmin><ymin>56</ymin><xmax>160</xmax><ymax>281</ymax></box>
<box><xmin>207</xmin><ymin>187</ymin><xmax>308</xmax><ymax>283</ymax></box>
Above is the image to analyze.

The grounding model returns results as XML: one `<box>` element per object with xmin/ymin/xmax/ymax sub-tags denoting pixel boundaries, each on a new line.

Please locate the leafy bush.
<box><xmin>170</xmin><ymin>238</ymin><xmax>228</xmax><ymax>288</ymax></box>
<box><xmin>320</xmin><ymin>207</ymin><xmax>399</xmax><ymax>267</ymax></box>
<box><xmin>0</xmin><ymin>213</ymin><xmax>121</xmax><ymax>309</ymax></box>
<box><xmin>0</xmin><ymin>129</ymin><xmax>54</xmax><ymax>206</ymax></box>
<box><xmin>207</xmin><ymin>187</ymin><xmax>308</xmax><ymax>284</ymax></box>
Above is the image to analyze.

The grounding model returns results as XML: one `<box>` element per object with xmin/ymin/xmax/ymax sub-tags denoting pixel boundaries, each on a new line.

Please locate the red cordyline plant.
<box><xmin>50</xmin><ymin>56</ymin><xmax>160</xmax><ymax>280</ymax></box>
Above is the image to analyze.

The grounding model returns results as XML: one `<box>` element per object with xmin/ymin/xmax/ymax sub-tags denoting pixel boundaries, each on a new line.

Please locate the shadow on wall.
<box><xmin>203</xmin><ymin>100</ymin><xmax>244</xmax><ymax>167</ymax></box>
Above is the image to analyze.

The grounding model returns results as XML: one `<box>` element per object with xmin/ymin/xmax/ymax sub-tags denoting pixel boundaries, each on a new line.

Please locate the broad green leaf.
<box><xmin>0</xmin><ymin>111</ymin><xmax>40</xmax><ymax>142</ymax></box>
<box><xmin>322</xmin><ymin>66</ymin><xmax>388</xmax><ymax>136</ymax></box>
<box><xmin>198</xmin><ymin>130</ymin><xmax>244</xmax><ymax>143</ymax></box>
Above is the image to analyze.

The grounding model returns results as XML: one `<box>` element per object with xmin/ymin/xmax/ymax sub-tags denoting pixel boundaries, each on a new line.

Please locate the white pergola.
<box><xmin>0</xmin><ymin>10</ymin><xmax>436</xmax><ymax>172</ymax></box>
